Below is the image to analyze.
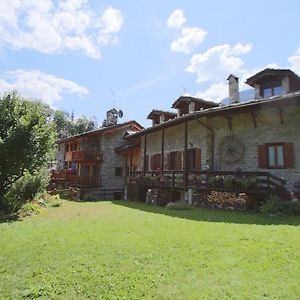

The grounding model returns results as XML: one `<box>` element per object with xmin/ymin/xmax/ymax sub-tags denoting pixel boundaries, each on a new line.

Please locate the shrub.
<box><xmin>260</xmin><ymin>194</ymin><xmax>300</xmax><ymax>216</ymax></box>
<box><xmin>18</xmin><ymin>202</ymin><xmax>41</xmax><ymax>217</ymax></box>
<box><xmin>3</xmin><ymin>168</ymin><xmax>50</xmax><ymax>213</ymax></box>
<box><xmin>166</xmin><ymin>202</ymin><xmax>190</xmax><ymax>210</ymax></box>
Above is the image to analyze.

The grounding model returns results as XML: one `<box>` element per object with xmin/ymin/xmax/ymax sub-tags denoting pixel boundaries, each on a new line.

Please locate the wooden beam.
<box><xmin>143</xmin><ymin>134</ymin><xmax>147</xmax><ymax>175</ymax></box>
<box><xmin>250</xmin><ymin>111</ymin><xmax>257</xmax><ymax>128</ymax></box>
<box><xmin>226</xmin><ymin>116</ymin><xmax>233</xmax><ymax>131</ymax></box>
<box><xmin>129</xmin><ymin>145</ymin><xmax>133</xmax><ymax>183</ymax></box>
<box><xmin>161</xmin><ymin>128</ymin><xmax>165</xmax><ymax>171</ymax></box>
<box><xmin>184</xmin><ymin>120</ymin><xmax>188</xmax><ymax>190</ymax></box>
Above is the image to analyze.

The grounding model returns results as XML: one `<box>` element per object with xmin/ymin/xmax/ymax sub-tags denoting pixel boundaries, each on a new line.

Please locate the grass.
<box><xmin>0</xmin><ymin>200</ymin><xmax>299</xmax><ymax>299</ymax></box>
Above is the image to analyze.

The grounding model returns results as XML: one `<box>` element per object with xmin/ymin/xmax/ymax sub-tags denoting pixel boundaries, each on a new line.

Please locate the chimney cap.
<box><xmin>227</xmin><ymin>74</ymin><xmax>239</xmax><ymax>81</ymax></box>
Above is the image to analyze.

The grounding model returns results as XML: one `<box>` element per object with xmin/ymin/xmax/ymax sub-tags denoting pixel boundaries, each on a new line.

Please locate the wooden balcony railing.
<box><xmin>51</xmin><ymin>169</ymin><xmax>76</xmax><ymax>181</ymax></box>
<box><xmin>71</xmin><ymin>150</ymin><xmax>103</xmax><ymax>162</ymax></box>
<box><xmin>69</xmin><ymin>175</ymin><xmax>102</xmax><ymax>187</ymax></box>
<box><xmin>129</xmin><ymin>170</ymin><xmax>287</xmax><ymax>196</ymax></box>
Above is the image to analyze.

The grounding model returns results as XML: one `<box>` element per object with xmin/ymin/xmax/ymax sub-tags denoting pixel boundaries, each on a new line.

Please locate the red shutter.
<box><xmin>258</xmin><ymin>144</ymin><xmax>268</xmax><ymax>168</ymax></box>
<box><xmin>195</xmin><ymin>148</ymin><xmax>201</xmax><ymax>170</ymax></box>
<box><xmin>284</xmin><ymin>143</ymin><xmax>294</xmax><ymax>168</ymax></box>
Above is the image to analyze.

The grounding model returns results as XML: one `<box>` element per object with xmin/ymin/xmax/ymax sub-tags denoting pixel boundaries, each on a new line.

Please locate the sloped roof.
<box><xmin>57</xmin><ymin>120</ymin><xmax>143</xmax><ymax>144</ymax></box>
<box><xmin>125</xmin><ymin>91</ymin><xmax>300</xmax><ymax>139</ymax></box>
<box><xmin>246</xmin><ymin>68</ymin><xmax>300</xmax><ymax>87</ymax></box>
<box><xmin>172</xmin><ymin>95</ymin><xmax>220</xmax><ymax>109</ymax></box>
<box><xmin>147</xmin><ymin>109</ymin><xmax>177</xmax><ymax>119</ymax></box>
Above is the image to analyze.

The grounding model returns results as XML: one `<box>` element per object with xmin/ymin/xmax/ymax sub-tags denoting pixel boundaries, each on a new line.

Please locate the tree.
<box><xmin>73</xmin><ymin>116</ymin><xmax>97</xmax><ymax>135</ymax></box>
<box><xmin>0</xmin><ymin>93</ymin><xmax>56</xmax><ymax>210</ymax></box>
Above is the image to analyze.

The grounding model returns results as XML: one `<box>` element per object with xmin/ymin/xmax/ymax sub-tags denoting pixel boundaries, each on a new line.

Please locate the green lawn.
<box><xmin>0</xmin><ymin>201</ymin><xmax>299</xmax><ymax>299</ymax></box>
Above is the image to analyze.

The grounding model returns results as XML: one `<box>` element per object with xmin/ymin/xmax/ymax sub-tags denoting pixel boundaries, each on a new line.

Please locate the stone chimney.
<box><xmin>227</xmin><ymin>74</ymin><xmax>240</xmax><ymax>104</ymax></box>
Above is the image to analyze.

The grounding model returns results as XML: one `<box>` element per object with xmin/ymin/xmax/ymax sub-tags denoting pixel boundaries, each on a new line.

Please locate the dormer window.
<box><xmin>261</xmin><ymin>82</ymin><xmax>283</xmax><ymax>97</ymax></box>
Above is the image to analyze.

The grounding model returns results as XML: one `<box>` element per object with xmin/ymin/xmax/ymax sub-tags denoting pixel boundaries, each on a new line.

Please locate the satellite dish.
<box><xmin>118</xmin><ymin>110</ymin><xmax>123</xmax><ymax>118</ymax></box>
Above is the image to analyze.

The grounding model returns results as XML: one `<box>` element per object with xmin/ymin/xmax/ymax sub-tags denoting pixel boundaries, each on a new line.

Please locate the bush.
<box><xmin>260</xmin><ymin>194</ymin><xmax>300</xmax><ymax>216</ymax></box>
<box><xmin>3</xmin><ymin>168</ymin><xmax>50</xmax><ymax>213</ymax></box>
<box><xmin>18</xmin><ymin>202</ymin><xmax>41</xmax><ymax>217</ymax></box>
<box><xmin>166</xmin><ymin>202</ymin><xmax>191</xmax><ymax>210</ymax></box>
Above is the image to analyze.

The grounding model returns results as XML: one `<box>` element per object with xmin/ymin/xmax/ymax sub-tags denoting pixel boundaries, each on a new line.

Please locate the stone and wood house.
<box><xmin>52</xmin><ymin>111</ymin><xmax>143</xmax><ymax>200</ymax></box>
<box><xmin>121</xmin><ymin>68</ymin><xmax>300</xmax><ymax>206</ymax></box>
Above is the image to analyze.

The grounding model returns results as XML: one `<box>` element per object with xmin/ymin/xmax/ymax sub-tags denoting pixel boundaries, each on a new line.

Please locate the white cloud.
<box><xmin>170</xmin><ymin>27</ymin><xmax>207</xmax><ymax>54</ymax></box>
<box><xmin>186</xmin><ymin>43</ymin><xmax>252</xmax><ymax>82</ymax></box>
<box><xmin>196</xmin><ymin>82</ymin><xmax>228</xmax><ymax>103</ymax></box>
<box><xmin>0</xmin><ymin>69</ymin><xmax>88</xmax><ymax>106</ymax></box>
<box><xmin>0</xmin><ymin>0</ymin><xmax>123</xmax><ymax>59</ymax></box>
<box><xmin>289</xmin><ymin>46</ymin><xmax>300</xmax><ymax>74</ymax></box>
<box><xmin>195</xmin><ymin>63</ymin><xmax>279</xmax><ymax>103</ymax></box>
<box><xmin>167</xmin><ymin>9</ymin><xmax>186</xmax><ymax>28</ymax></box>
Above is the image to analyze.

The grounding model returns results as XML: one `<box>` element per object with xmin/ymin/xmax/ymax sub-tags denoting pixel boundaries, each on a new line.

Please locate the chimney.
<box><xmin>227</xmin><ymin>74</ymin><xmax>240</xmax><ymax>104</ymax></box>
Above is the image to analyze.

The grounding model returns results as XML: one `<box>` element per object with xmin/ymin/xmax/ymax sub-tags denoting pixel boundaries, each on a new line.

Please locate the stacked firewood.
<box><xmin>194</xmin><ymin>191</ymin><xmax>251</xmax><ymax>211</ymax></box>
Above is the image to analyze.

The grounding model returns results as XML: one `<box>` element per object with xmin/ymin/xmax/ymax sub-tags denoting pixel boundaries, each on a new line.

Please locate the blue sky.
<box><xmin>0</xmin><ymin>0</ymin><xmax>299</xmax><ymax>127</ymax></box>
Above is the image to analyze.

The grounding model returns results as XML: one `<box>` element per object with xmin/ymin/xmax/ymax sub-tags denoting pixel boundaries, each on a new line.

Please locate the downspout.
<box><xmin>196</xmin><ymin>118</ymin><xmax>215</xmax><ymax>170</ymax></box>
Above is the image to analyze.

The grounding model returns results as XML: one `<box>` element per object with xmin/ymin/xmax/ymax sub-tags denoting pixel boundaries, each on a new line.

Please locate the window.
<box><xmin>115</xmin><ymin>167</ymin><xmax>123</xmax><ymax>176</ymax></box>
<box><xmin>261</xmin><ymin>84</ymin><xmax>283</xmax><ymax>97</ymax></box>
<box><xmin>267</xmin><ymin>144</ymin><xmax>284</xmax><ymax>168</ymax></box>
<box><xmin>258</xmin><ymin>143</ymin><xmax>294</xmax><ymax>169</ymax></box>
<box><xmin>167</xmin><ymin>151</ymin><xmax>182</xmax><ymax>170</ymax></box>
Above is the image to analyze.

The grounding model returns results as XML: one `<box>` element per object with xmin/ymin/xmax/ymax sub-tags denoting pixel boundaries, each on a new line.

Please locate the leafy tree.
<box><xmin>0</xmin><ymin>92</ymin><xmax>56</xmax><ymax>211</ymax></box>
<box><xmin>73</xmin><ymin>116</ymin><xmax>97</xmax><ymax>135</ymax></box>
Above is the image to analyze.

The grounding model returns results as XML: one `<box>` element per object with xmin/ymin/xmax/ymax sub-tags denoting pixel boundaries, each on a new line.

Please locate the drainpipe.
<box><xmin>196</xmin><ymin>118</ymin><xmax>214</xmax><ymax>170</ymax></box>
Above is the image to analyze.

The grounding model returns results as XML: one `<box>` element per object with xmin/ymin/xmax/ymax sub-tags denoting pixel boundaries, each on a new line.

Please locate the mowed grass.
<box><xmin>0</xmin><ymin>201</ymin><xmax>299</xmax><ymax>299</ymax></box>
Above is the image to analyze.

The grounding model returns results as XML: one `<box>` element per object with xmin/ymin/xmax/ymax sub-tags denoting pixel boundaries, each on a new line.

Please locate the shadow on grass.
<box><xmin>112</xmin><ymin>200</ymin><xmax>300</xmax><ymax>226</ymax></box>
<box><xmin>0</xmin><ymin>213</ymin><xmax>22</xmax><ymax>224</ymax></box>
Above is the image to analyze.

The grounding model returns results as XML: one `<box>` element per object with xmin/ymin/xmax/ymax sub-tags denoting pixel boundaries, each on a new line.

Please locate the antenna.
<box><xmin>182</xmin><ymin>86</ymin><xmax>187</xmax><ymax>95</ymax></box>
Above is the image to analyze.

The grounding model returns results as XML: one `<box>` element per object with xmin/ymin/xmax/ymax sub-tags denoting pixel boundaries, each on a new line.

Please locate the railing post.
<box><xmin>267</xmin><ymin>174</ymin><xmax>270</xmax><ymax>194</ymax></box>
<box><xmin>172</xmin><ymin>171</ymin><xmax>175</xmax><ymax>188</ymax></box>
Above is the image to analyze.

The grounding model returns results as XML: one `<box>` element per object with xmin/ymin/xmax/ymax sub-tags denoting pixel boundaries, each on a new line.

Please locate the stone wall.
<box><xmin>55</xmin><ymin>143</ymin><xmax>65</xmax><ymax>170</ymax></box>
<box><xmin>138</xmin><ymin>104</ymin><xmax>300</xmax><ymax>190</ymax></box>
<box><xmin>100</xmin><ymin>129</ymin><xmax>127</xmax><ymax>190</ymax></box>
<box><xmin>210</xmin><ymin>105</ymin><xmax>300</xmax><ymax>189</ymax></box>
<box><xmin>139</xmin><ymin>120</ymin><xmax>209</xmax><ymax>170</ymax></box>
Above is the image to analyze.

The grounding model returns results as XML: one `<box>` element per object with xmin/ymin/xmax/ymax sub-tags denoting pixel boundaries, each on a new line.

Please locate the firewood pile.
<box><xmin>193</xmin><ymin>191</ymin><xmax>253</xmax><ymax>211</ymax></box>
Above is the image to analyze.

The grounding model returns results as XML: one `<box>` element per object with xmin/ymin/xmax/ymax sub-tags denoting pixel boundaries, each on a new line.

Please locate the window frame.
<box><xmin>266</xmin><ymin>143</ymin><xmax>285</xmax><ymax>169</ymax></box>
<box><xmin>115</xmin><ymin>167</ymin><xmax>123</xmax><ymax>177</ymax></box>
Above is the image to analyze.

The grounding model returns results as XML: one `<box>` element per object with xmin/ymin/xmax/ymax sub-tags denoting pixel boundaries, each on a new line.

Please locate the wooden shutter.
<box><xmin>155</xmin><ymin>153</ymin><xmax>161</xmax><ymax>170</ymax></box>
<box><xmin>284</xmin><ymin>143</ymin><xmax>294</xmax><ymax>168</ymax></box>
<box><xmin>166</xmin><ymin>153</ymin><xmax>171</xmax><ymax>170</ymax></box>
<box><xmin>175</xmin><ymin>151</ymin><xmax>182</xmax><ymax>170</ymax></box>
<box><xmin>150</xmin><ymin>155</ymin><xmax>155</xmax><ymax>170</ymax></box>
<box><xmin>195</xmin><ymin>148</ymin><xmax>201</xmax><ymax>170</ymax></box>
<box><xmin>145</xmin><ymin>155</ymin><xmax>149</xmax><ymax>171</ymax></box>
<box><xmin>258</xmin><ymin>144</ymin><xmax>268</xmax><ymax>168</ymax></box>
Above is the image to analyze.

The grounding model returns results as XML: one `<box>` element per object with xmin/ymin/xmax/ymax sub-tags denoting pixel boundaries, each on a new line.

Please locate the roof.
<box><xmin>125</xmin><ymin>91</ymin><xmax>300</xmax><ymax>139</ymax></box>
<box><xmin>246</xmin><ymin>68</ymin><xmax>300</xmax><ymax>87</ymax></box>
<box><xmin>172</xmin><ymin>95</ymin><xmax>220</xmax><ymax>109</ymax></box>
<box><xmin>147</xmin><ymin>109</ymin><xmax>177</xmax><ymax>119</ymax></box>
<box><xmin>57</xmin><ymin>120</ymin><xmax>144</xmax><ymax>144</ymax></box>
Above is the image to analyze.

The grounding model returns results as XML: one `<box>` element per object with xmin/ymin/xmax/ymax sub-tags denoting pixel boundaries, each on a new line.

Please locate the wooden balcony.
<box><xmin>51</xmin><ymin>169</ymin><xmax>76</xmax><ymax>181</ymax></box>
<box><xmin>71</xmin><ymin>150</ymin><xmax>103</xmax><ymax>162</ymax></box>
<box><xmin>69</xmin><ymin>175</ymin><xmax>102</xmax><ymax>188</ymax></box>
<box><xmin>129</xmin><ymin>170</ymin><xmax>287</xmax><ymax>197</ymax></box>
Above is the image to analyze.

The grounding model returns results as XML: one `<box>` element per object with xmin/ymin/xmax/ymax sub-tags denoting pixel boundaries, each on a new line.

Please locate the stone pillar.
<box><xmin>254</xmin><ymin>84</ymin><xmax>260</xmax><ymax>99</ymax></box>
<box><xmin>159</xmin><ymin>114</ymin><xmax>165</xmax><ymax>124</ymax></box>
<box><xmin>189</xmin><ymin>101</ymin><xmax>196</xmax><ymax>113</ymax></box>
<box><xmin>282</xmin><ymin>76</ymin><xmax>290</xmax><ymax>94</ymax></box>
<box><xmin>187</xmin><ymin>188</ymin><xmax>193</xmax><ymax>205</ymax></box>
